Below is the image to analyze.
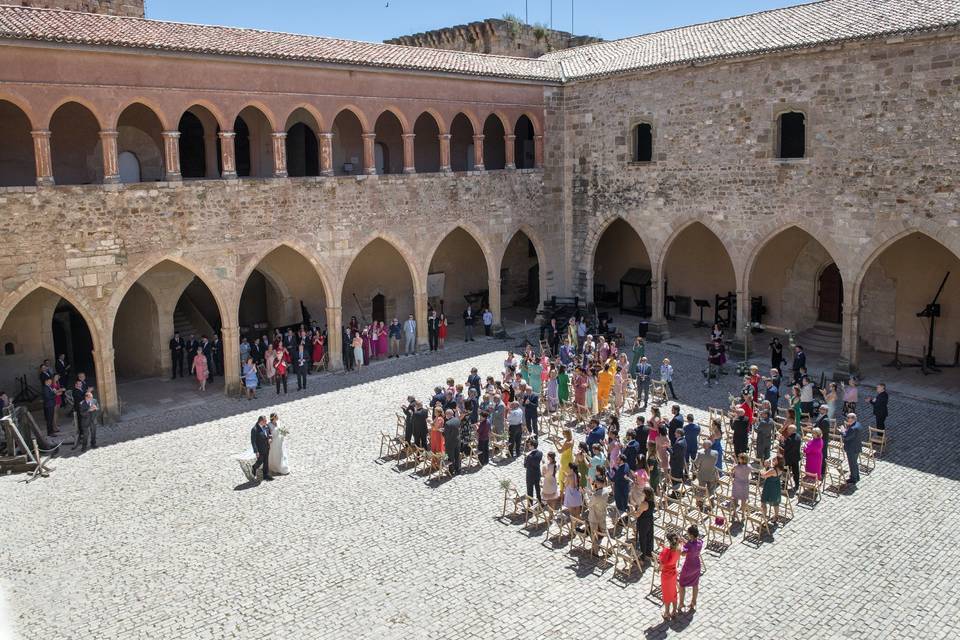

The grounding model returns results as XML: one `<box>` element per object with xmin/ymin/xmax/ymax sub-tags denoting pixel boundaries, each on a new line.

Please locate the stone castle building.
<box><xmin>0</xmin><ymin>0</ymin><xmax>957</xmax><ymax>416</ymax></box>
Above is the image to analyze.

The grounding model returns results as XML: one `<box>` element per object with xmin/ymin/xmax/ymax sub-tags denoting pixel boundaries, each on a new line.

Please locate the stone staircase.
<box><xmin>796</xmin><ymin>321</ymin><xmax>842</xmax><ymax>355</ymax></box>
<box><xmin>173</xmin><ymin>308</ymin><xmax>199</xmax><ymax>339</ymax></box>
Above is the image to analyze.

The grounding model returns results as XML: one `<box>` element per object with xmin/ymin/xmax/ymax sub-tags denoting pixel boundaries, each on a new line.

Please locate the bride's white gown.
<box><xmin>268</xmin><ymin>430</ymin><xmax>290</xmax><ymax>475</ymax></box>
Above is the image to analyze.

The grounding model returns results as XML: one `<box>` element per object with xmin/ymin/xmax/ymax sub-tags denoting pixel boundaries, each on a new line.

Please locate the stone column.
<box><xmin>438</xmin><ymin>133</ymin><xmax>452</xmax><ymax>173</ymax></box>
<box><xmin>401</xmin><ymin>133</ymin><xmax>416</xmax><ymax>174</ymax></box>
<box><xmin>99</xmin><ymin>130</ymin><xmax>120</xmax><ymax>184</ymax></box>
<box><xmin>647</xmin><ymin>275</ymin><xmax>670</xmax><ymax>342</ymax></box>
<box><xmin>271</xmin><ymin>132</ymin><xmax>288</xmax><ymax>178</ymax></box>
<box><xmin>534</xmin><ymin>134</ymin><xmax>544</xmax><ymax>169</ymax></box>
<box><xmin>325</xmin><ymin>305</ymin><xmax>343</xmax><ymax>371</ymax></box>
<box><xmin>161</xmin><ymin>131</ymin><xmax>182</xmax><ymax>182</ymax></box>
<box><xmin>361</xmin><ymin>132</ymin><xmax>377</xmax><ymax>175</ymax></box>
<box><xmin>30</xmin><ymin>130</ymin><xmax>54</xmax><ymax>186</ymax></box>
<box><xmin>220</xmin><ymin>325</ymin><xmax>241</xmax><ymax>395</ymax></box>
<box><xmin>218</xmin><ymin>131</ymin><xmax>237</xmax><ymax>179</ymax></box>
<box><xmin>504</xmin><ymin>133</ymin><xmax>517</xmax><ymax>169</ymax></box>
<box><xmin>319</xmin><ymin>132</ymin><xmax>334</xmax><ymax>176</ymax></box>
<box><xmin>472</xmin><ymin>134</ymin><xmax>485</xmax><ymax>171</ymax></box>
<box><xmin>732</xmin><ymin>286</ymin><xmax>751</xmax><ymax>359</ymax></box>
<box><xmin>415</xmin><ymin>292</ymin><xmax>429</xmax><ymax>349</ymax></box>
<box><xmin>836</xmin><ymin>300</ymin><xmax>861</xmax><ymax>378</ymax></box>
<box><xmin>487</xmin><ymin>275</ymin><xmax>502</xmax><ymax>332</ymax></box>
<box><xmin>94</xmin><ymin>345</ymin><xmax>119</xmax><ymax>419</ymax></box>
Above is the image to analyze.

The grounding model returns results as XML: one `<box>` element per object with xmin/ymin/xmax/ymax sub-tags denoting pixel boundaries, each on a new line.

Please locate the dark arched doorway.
<box><xmin>818</xmin><ymin>263</ymin><xmax>843</xmax><ymax>324</ymax></box>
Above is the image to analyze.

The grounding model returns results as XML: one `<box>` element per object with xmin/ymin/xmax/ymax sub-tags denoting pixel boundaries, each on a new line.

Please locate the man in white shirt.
<box><xmin>403</xmin><ymin>314</ymin><xmax>417</xmax><ymax>356</ymax></box>
<box><xmin>482</xmin><ymin>308</ymin><xmax>494</xmax><ymax>336</ymax></box>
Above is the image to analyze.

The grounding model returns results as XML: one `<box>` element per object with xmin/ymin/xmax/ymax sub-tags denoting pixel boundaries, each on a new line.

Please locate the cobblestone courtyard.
<box><xmin>2</xmin><ymin>339</ymin><xmax>958</xmax><ymax>639</ymax></box>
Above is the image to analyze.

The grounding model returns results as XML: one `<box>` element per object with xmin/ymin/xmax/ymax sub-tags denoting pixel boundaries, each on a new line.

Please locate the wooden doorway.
<box><xmin>817</xmin><ymin>263</ymin><xmax>843</xmax><ymax>323</ymax></box>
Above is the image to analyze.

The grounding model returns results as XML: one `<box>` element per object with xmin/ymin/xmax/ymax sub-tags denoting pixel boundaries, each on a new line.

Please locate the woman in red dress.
<box><xmin>311</xmin><ymin>333</ymin><xmax>324</xmax><ymax>369</ymax></box>
<box><xmin>438</xmin><ymin>313</ymin><xmax>448</xmax><ymax>348</ymax></box>
<box><xmin>659</xmin><ymin>533</ymin><xmax>681</xmax><ymax>620</ymax></box>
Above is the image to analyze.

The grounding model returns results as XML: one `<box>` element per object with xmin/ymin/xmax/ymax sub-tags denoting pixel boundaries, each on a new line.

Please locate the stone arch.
<box><xmin>231</xmin><ymin>101</ymin><xmax>279</xmax><ymax>132</ymax></box>
<box><xmin>585</xmin><ymin>215</ymin><xmax>654</xmax><ymax>311</ymax></box>
<box><xmin>175</xmin><ymin>99</ymin><xmax>227</xmax><ymax>131</ymax></box>
<box><xmin>331</xmin><ymin>107</ymin><xmax>367</xmax><ymax>175</ymax></box>
<box><xmin>425</xmin><ymin>226</ymin><xmax>493</xmax><ymax>325</ymax></box>
<box><xmin>115</xmin><ymin>102</ymin><xmax>166</xmax><ymax>183</ymax></box>
<box><xmin>852</xmin><ymin>226</ymin><xmax>960</xmax><ymax>294</ymax></box>
<box><xmin>49</xmin><ymin>100</ymin><xmax>104</xmax><ymax>185</ymax></box>
<box><xmin>425</xmin><ymin>223</ymin><xmax>498</xmax><ymax>286</ymax></box>
<box><xmin>415</xmin><ymin>107</ymin><xmax>446</xmax><ymax>134</ymax></box>
<box><xmin>449</xmin><ymin>112</ymin><xmax>475</xmax><ymax>172</ymax></box>
<box><xmin>43</xmin><ymin>96</ymin><xmax>106</xmax><ymax>130</ymax></box>
<box><xmin>412</xmin><ymin>111</ymin><xmax>442</xmax><ymax>173</ymax></box>
<box><xmin>513</xmin><ymin>114</ymin><xmax>536</xmax><ymax>169</ymax></box>
<box><xmin>177</xmin><ymin>104</ymin><xmax>222</xmax><ymax>179</ymax></box>
<box><xmin>284</xmin><ymin>107</ymin><xmax>320</xmax><ymax>178</ymax></box>
<box><xmin>0</xmin><ymin>98</ymin><xmax>37</xmax><ymax>187</ymax></box>
<box><xmin>284</xmin><ymin>103</ymin><xmax>326</xmax><ymax>133</ymax></box>
<box><xmin>0</xmin><ymin>92</ymin><xmax>38</xmax><ymax>128</ymax></box>
<box><xmin>653</xmin><ymin>217</ymin><xmax>739</xmax><ymax>283</ymax></box>
<box><xmin>373</xmin><ymin>109</ymin><xmax>404</xmax><ymax>174</ymax></box>
<box><xmin>373</xmin><ymin>106</ymin><xmax>411</xmax><ymax>134</ymax></box>
<box><xmin>500</xmin><ymin>225</ymin><xmax>547</xmax><ymax>312</ymax></box>
<box><xmin>341</xmin><ymin>231</ymin><xmax>424</xmax><ymax>297</ymax></box>
<box><xmin>341</xmin><ymin>235</ymin><xmax>421</xmax><ymax>334</ymax></box>
<box><xmin>330</xmin><ymin>104</ymin><xmax>372</xmax><ymax>133</ymax></box>
<box><xmin>234</xmin><ymin>105</ymin><xmax>274</xmax><ymax>177</ymax></box>
<box><xmin>0</xmin><ymin>280</ymin><xmax>105</xmax><ymax>346</ymax></box>
<box><xmin>237</xmin><ymin>241</ymin><xmax>335</xmax><ymax>311</ymax></box>
<box><xmin>741</xmin><ymin>220</ymin><xmax>847</xmax><ymax>293</ymax></box>
<box><xmin>481</xmin><ymin>113</ymin><xmax>507</xmax><ymax>170</ymax></box>
<box><xmin>110</xmin><ymin>98</ymin><xmax>172</xmax><ymax>131</ymax></box>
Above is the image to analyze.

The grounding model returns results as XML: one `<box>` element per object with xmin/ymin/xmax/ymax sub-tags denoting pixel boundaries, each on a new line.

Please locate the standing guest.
<box><xmin>191</xmin><ymin>346</ymin><xmax>209</xmax><ymax>391</ymax></box>
<box><xmin>401</xmin><ymin>396</ymin><xmax>417</xmax><ymax>443</ymax></box>
<box><xmin>562</xmin><ymin>462</ymin><xmax>583</xmax><ymax>518</ymax></box>
<box><xmin>659</xmin><ymin>534</ymin><xmax>682</xmax><ymax>621</ymax></box>
<box><xmin>867</xmin><ymin>383</ymin><xmax>889</xmax><ymax>432</ymax></box>
<box><xmin>429</xmin><ymin>407</ymin><xmax>445</xmax><ymax>459</ymax></box>
<box><xmin>803</xmin><ymin>427</ymin><xmax>825</xmax><ymax>482</ymax></box>
<box><xmin>443</xmin><ymin>409</ymin><xmax>461</xmax><ymax>475</ymax></box>
<box><xmin>274</xmin><ymin>346</ymin><xmax>290</xmax><ymax>393</ymax></box>
<box><xmin>466</xmin><ymin>367</ymin><xmax>482</xmax><ymax>397</ymax></box>
<box><xmin>311</xmin><ymin>332</ymin><xmax>325</xmax><ymax>369</ymax></box>
<box><xmin>770</xmin><ymin>336</ymin><xmax>785</xmax><ymax>371</ymax></box>
<box><xmin>169</xmin><ymin>333</ymin><xmax>185</xmax><ymax>379</ymax></box>
<box><xmin>670</xmin><ymin>431</ymin><xmax>687</xmax><ymax>489</ymax></box>
<box><xmin>476</xmin><ymin>411</ymin><xmax>491</xmax><ymax>466</ymax></box>
<box><xmin>588</xmin><ymin>443</ymin><xmax>606</xmax><ymax>482</ymax></box>
<box><xmin>263</xmin><ymin>343</ymin><xmax>277</xmax><ymax>385</ymax></box>
<box><xmin>608</xmin><ymin>453</ymin><xmax>633</xmax><ymax>514</ymax></box>
<box><xmin>629</xmin><ymin>337</ymin><xmax>645</xmax><ymax>380</ymax></box>
<box><xmin>678</xmin><ymin>525</ymin><xmax>703</xmax><ymax>613</ymax></box>
<box><xmin>755</xmin><ymin>409</ymin><xmax>774</xmax><ymax>461</ymax></box>
<box><xmin>791</xmin><ymin>345</ymin><xmax>806</xmax><ymax>385</ymax></box>
<box><xmin>693</xmin><ymin>441</ymin><xmax>719</xmax><ymax>498</ymax></box>
<box><xmin>764</xmin><ymin>378</ymin><xmax>780</xmax><ymax>414</ymax></box>
<box><xmin>559</xmin><ymin>339</ymin><xmax>574</xmax><ymax>367</ymax></box>
<box><xmin>557</xmin><ymin>365</ymin><xmax>570</xmax><ymax>406</ymax></box>
<box><xmin>841</xmin><ymin>413</ymin><xmax>863</xmax><ymax>484</ymax></box>
<box><xmin>295</xmin><ymin>343</ymin><xmax>309</xmax><ymax>391</ymax></box>
<box><xmin>238</xmin><ymin>338</ymin><xmax>250</xmax><ymax>371</ymax></box>
<box><xmin>660</xmin><ymin>358</ymin><xmax>678</xmax><ymax>400</ymax></box>
<box><xmin>655</xmin><ymin>425</ymin><xmax>670</xmax><ymax>473</ymax></box>
<box><xmin>710</xmin><ymin>421</ymin><xmax>724</xmax><ymax>474</ymax></box>
<box><xmin>403</xmin><ymin>314</ymin><xmax>417</xmax><ymax>356</ymax></box>
<box><xmin>555</xmin><ymin>428</ymin><xmax>574</xmax><ymax>493</ymax></box>
<box><xmin>69</xmin><ymin>379</ymin><xmax>85</xmax><ymax>445</ymax></box>
<box><xmin>760</xmin><ymin>457</ymin><xmax>783</xmax><ymax>520</ymax></box>
<box><xmin>250</xmin><ymin>416</ymin><xmax>273</xmax><ymax>482</ymax></box>
<box><xmin>597</xmin><ymin>362</ymin><xmax>614</xmax><ymax>411</ymax></box>
<box><xmin>824</xmin><ymin>381</ymin><xmax>841</xmax><ymax>426</ymax></box>
<box><xmin>813</xmin><ymin>404</ymin><xmax>831</xmax><ymax>478</ymax></box>
<box><xmin>634</xmin><ymin>485</ymin><xmax>656</xmax><ymax>560</ymax></box>
<box><xmin>782</xmin><ymin>424</ymin><xmax>802</xmax><ymax>493</ymax></box>
<box><xmin>342</xmin><ymin>326</ymin><xmax>354</xmax><ymax>370</ymax></box>
<box><xmin>462</xmin><ymin>304</ymin><xmax>476</xmax><ymax>342</ymax></box>
<box><xmin>566</xmin><ymin>317</ymin><xmax>579</xmax><ymax>353</ymax></box>
<box><xmin>573</xmin><ymin>367</ymin><xmax>589</xmax><ymax>419</ymax></box>
<box><xmin>211</xmin><ymin>334</ymin><xmax>224</xmax><ymax>377</ymax></box>
<box><xmin>412</xmin><ymin>401</ymin><xmax>430</xmax><ymax>450</ymax></box>
<box><xmin>683</xmin><ymin>415</ymin><xmax>700</xmax><ymax>471</ymax></box>
<box><xmin>490</xmin><ymin>394</ymin><xmax>506</xmax><ymax>439</ymax></box>
<box><xmin>427</xmin><ymin>309</ymin><xmax>440</xmax><ymax>351</ymax></box>
<box><xmin>731</xmin><ymin>453</ymin><xmax>751</xmax><ymax>521</ymax></box>
<box><xmin>585</xmin><ymin>419</ymin><xmax>607</xmax><ymax>449</ymax></box>
<box><xmin>41</xmin><ymin>377</ymin><xmax>61</xmax><ymax>436</ymax></box>
<box><xmin>668</xmin><ymin>405</ymin><xmax>684</xmax><ymax>446</ymax></box>
<box><xmin>799</xmin><ymin>375</ymin><xmax>815</xmax><ymax>420</ymax></box>
<box><xmin>387</xmin><ymin>318</ymin><xmax>402</xmax><ymax>358</ymax></box>
<box><xmin>351</xmin><ymin>332</ymin><xmax>364</xmax><ymax>373</ymax></box>
<box><xmin>731</xmin><ymin>407</ymin><xmax>750</xmax><ymax>456</ymax></box>
<box><xmin>546</xmin><ymin>369</ymin><xmax>559</xmax><ymax>412</ymax></box>
<box><xmin>522</xmin><ymin>386</ymin><xmax>539</xmax><ymax>436</ymax></box>
<box><xmin>842</xmin><ymin>377</ymin><xmax>859</xmax><ymax>415</ymax></box>
<box><xmin>623</xmin><ymin>430</ymin><xmax>641</xmax><ymax>471</ymax></box>
<box><xmin>482</xmin><ymin>307</ymin><xmax>494</xmax><ymax>337</ymax></box>
<box><xmin>77</xmin><ymin>389</ymin><xmax>99</xmax><ymax>451</ymax></box>
<box><xmin>55</xmin><ymin>353</ymin><xmax>70</xmax><ymax>383</ymax></box>
<box><xmin>635</xmin><ymin>357</ymin><xmax>652</xmax><ymax>408</ymax></box>
<box><xmin>51</xmin><ymin>374</ymin><xmax>64</xmax><ymax>427</ymax></box>
<box><xmin>377</xmin><ymin>321</ymin><xmax>388</xmax><ymax>360</ymax></box>
<box><xmin>434</xmin><ymin>313</ymin><xmax>446</xmax><ymax>349</ymax></box>
<box><xmin>524</xmin><ymin>438</ymin><xmax>543</xmax><ymax>502</ymax></box>
<box><xmin>587</xmin><ymin>473</ymin><xmax>608</xmax><ymax>540</ymax></box>
<box><xmin>541</xmin><ymin>451</ymin><xmax>560</xmax><ymax>508</ymax></box>
<box><xmin>507</xmin><ymin>401</ymin><xmax>524</xmax><ymax>457</ymax></box>
<box><xmin>242</xmin><ymin>358</ymin><xmax>258</xmax><ymax>400</ymax></box>
<box><xmin>790</xmin><ymin>385</ymin><xmax>803</xmax><ymax>427</ymax></box>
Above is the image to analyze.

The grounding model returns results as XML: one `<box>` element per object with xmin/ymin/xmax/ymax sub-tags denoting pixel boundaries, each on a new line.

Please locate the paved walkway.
<box><xmin>0</xmin><ymin>338</ymin><xmax>957</xmax><ymax>639</ymax></box>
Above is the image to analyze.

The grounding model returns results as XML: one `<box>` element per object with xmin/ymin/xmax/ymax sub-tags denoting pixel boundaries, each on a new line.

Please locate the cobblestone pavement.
<box><xmin>1</xmin><ymin>337</ymin><xmax>958</xmax><ymax>640</ymax></box>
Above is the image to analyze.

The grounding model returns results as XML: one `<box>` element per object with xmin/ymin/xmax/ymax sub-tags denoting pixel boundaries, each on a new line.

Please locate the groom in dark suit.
<box><xmin>250</xmin><ymin>415</ymin><xmax>273</xmax><ymax>481</ymax></box>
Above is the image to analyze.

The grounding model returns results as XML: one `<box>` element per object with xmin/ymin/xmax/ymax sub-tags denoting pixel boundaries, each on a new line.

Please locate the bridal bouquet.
<box><xmin>277</xmin><ymin>425</ymin><xmax>291</xmax><ymax>437</ymax></box>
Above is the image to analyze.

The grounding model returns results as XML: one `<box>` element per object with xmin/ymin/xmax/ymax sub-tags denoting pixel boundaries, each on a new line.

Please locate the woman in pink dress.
<box><xmin>573</xmin><ymin>367</ymin><xmax>589</xmax><ymax>419</ymax></box>
<box><xmin>678</xmin><ymin>525</ymin><xmax>703</xmax><ymax>613</ymax></box>
<box><xmin>368</xmin><ymin>324</ymin><xmax>378</xmax><ymax>360</ymax></box>
<box><xmin>803</xmin><ymin>427</ymin><xmax>825</xmax><ymax>481</ymax></box>
<box><xmin>311</xmin><ymin>334</ymin><xmax>324</xmax><ymax>368</ymax></box>
<box><xmin>191</xmin><ymin>350</ymin><xmax>209</xmax><ymax>391</ymax></box>
<box><xmin>377</xmin><ymin>321</ymin><xmax>388</xmax><ymax>359</ymax></box>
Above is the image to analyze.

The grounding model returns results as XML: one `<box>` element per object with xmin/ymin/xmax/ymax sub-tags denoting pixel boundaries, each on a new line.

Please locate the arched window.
<box><xmin>633</xmin><ymin>123</ymin><xmax>652</xmax><ymax>162</ymax></box>
<box><xmin>777</xmin><ymin>111</ymin><xmax>806</xmax><ymax>159</ymax></box>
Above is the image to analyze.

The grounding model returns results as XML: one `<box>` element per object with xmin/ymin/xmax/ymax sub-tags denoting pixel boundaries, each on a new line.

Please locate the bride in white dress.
<box><xmin>267</xmin><ymin>412</ymin><xmax>289</xmax><ymax>475</ymax></box>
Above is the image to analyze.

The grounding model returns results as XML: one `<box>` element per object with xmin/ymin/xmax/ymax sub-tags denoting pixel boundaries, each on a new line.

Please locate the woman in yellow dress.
<box><xmin>597</xmin><ymin>361</ymin><xmax>615</xmax><ymax>412</ymax></box>
<box><xmin>557</xmin><ymin>428</ymin><xmax>574</xmax><ymax>493</ymax></box>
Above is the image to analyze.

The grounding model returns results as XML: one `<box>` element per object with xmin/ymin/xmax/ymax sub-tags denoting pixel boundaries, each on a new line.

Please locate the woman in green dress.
<box><xmin>790</xmin><ymin>384</ymin><xmax>803</xmax><ymax>426</ymax></box>
<box><xmin>527</xmin><ymin>359</ymin><xmax>543</xmax><ymax>395</ymax></box>
<box><xmin>557</xmin><ymin>365</ymin><xmax>570</xmax><ymax>405</ymax></box>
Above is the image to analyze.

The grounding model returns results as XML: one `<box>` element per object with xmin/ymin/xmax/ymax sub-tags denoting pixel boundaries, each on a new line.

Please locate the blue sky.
<box><xmin>148</xmin><ymin>0</ymin><xmax>815</xmax><ymax>43</ymax></box>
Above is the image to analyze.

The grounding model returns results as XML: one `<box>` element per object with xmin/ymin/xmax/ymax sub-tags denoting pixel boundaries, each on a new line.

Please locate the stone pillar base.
<box><xmin>832</xmin><ymin>358</ymin><xmax>858</xmax><ymax>381</ymax></box>
<box><xmin>644</xmin><ymin>321</ymin><xmax>670</xmax><ymax>342</ymax></box>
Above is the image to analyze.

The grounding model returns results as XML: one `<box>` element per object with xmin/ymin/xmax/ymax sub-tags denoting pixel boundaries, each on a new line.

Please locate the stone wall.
<box><xmin>386</xmin><ymin>19</ymin><xmax>601</xmax><ymax>58</ymax></box>
<box><xmin>14</xmin><ymin>0</ymin><xmax>145</xmax><ymax>17</ymax></box>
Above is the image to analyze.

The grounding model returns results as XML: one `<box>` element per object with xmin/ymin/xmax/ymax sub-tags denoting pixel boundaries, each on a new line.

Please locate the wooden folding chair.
<box><xmin>568</xmin><ymin>515</ymin><xmax>590</xmax><ymax>553</ymax></box>
<box><xmin>706</xmin><ymin>506</ymin><xmax>733</xmax><ymax>551</ymax></box>
<box><xmin>522</xmin><ymin>497</ymin><xmax>546</xmax><ymax>529</ymax></box>
<box><xmin>501</xmin><ymin>484</ymin><xmax>525</xmax><ymax>518</ymax></box>
<box><xmin>798</xmin><ymin>471</ymin><xmax>821</xmax><ymax>506</ymax></box>
<box><xmin>742</xmin><ymin>504</ymin><xmax>771</xmax><ymax>542</ymax></box>
<box><xmin>613</xmin><ymin>538</ymin><xmax>644</xmax><ymax>578</ymax></box>
<box><xmin>648</xmin><ymin>552</ymin><xmax>663</xmax><ymax>600</ymax></box>
<box><xmin>379</xmin><ymin>431</ymin><xmax>404</xmax><ymax>459</ymax></box>
<box><xmin>868</xmin><ymin>427</ymin><xmax>886</xmax><ymax>459</ymax></box>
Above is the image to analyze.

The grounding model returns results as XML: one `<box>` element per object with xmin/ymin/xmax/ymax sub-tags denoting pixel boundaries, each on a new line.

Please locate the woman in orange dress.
<box><xmin>659</xmin><ymin>533</ymin><xmax>681</xmax><ymax>620</ymax></box>
<box><xmin>429</xmin><ymin>406</ymin><xmax>445</xmax><ymax>455</ymax></box>
<box><xmin>597</xmin><ymin>361</ymin><xmax>614</xmax><ymax>412</ymax></box>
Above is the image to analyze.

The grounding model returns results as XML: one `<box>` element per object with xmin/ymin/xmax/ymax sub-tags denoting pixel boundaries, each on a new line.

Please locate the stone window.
<box><xmin>4</xmin><ymin>342</ymin><xmax>13</xmax><ymax>355</ymax></box>
<box><xmin>632</xmin><ymin>123</ymin><xmax>653</xmax><ymax>162</ymax></box>
<box><xmin>777</xmin><ymin>111</ymin><xmax>806</xmax><ymax>159</ymax></box>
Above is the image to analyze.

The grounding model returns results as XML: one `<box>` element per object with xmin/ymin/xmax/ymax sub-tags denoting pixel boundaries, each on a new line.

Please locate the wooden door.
<box><xmin>817</xmin><ymin>263</ymin><xmax>843</xmax><ymax>323</ymax></box>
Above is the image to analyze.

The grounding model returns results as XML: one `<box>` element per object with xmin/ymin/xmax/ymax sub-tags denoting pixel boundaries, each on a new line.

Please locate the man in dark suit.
<box><xmin>841</xmin><ymin>413</ymin><xmax>863</xmax><ymax>484</ymax></box>
<box><xmin>522</xmin><ymin>386</ymin><xmax>539</xmax><ymax>436</ymax></box>
<box><xmin>462</xmin><ymin>304</ymin><xmax>476</xmax><ymax>342</ymax></box>
<box><xmin>411</xmin><ymin>401</ymin><xmax>429</xmax><ymax>450</ymax></box>
<box><xmin>70</xmin><ymin>379</ymin><xmax>86</xmax><ymax>449</ymax></box>
<box><xmin>199</xmin><ymin>336</ymin><xmax>213</xmax><ymax>382</ymax></box>
<box><xmin>635</xmin><ymin>357</ymin><xmax>652</xmax><ymax>408</ymax></box>
<box><xmin>41</xmin><ymin>377</ymin><xmax>60</xmax><ymax>436</ymax></box>
<box><xmin>669</xmin><ymin>432</ymin><xmax>687</xmax><ymax>490</ymax></box>
<box><xmin>294</xmin><ymin>344</ymin><xmax>309</xmax><ymax>391</ymax></box>
<box><xmin>169</xmin><ymin>333</ymin><xmax>185</xmax><ymax>379</ymax></box>
<box><xmin>782</xmin><ymin>423</ymin><xmax>802</xmax><ymax>494</ymax></box>
<box><xmin>427</xmin><ymin>310</ymin><xmax>440</xmax><ymax>351</ymax></box>
<box><xmin>341</xmin><ymin>326</ymin><xmax>354</xmax><ymax>370</ymax></box>
<box><xmin>813</xmin><ymin>404</ymin><xmax>831</xmax><ymax>479</ymax></box>
<box><xmin>39</xmin><ymin>361</ymin><xmax>53</xmax><ymax>386</ymax></box>
<box><xmin>211</xmin><ymin>334</ymin><xmax>224</xmax><ymax>376</ymax></box>
<box><xmin>250</xmin><ymin>416</ymin><xmax>273</xmax><ymax>481</ymax></box>
<box><xmin>867</xmin><ymin>383</ymin><xmax>889</xmax><ymax>432</ymax></box>
<box><xmin>791</xmin><ymin>345</ymin><xmax>806</xmax><ymax>385</ymax></box>
<box><xmin>524</xmin><ymin>437</ymin><xmax>543</xmax><ymax>503</ymax></box>
<box><xmin>401</xmin><ymin>396</ymin><xmax>416</xmax><ymax>443</ymax></box>
<box><xmin>443</xmin><ymin>410</ymin><xmax>461</xmax><ymax>475</ymax></box>
<box><xmin>55</xmin><ymin>353</ymin><xmax>71</xmax><ymax>384</ymax></box>
<box><xmin>186</xmin><ymin>335</ymin><xmax>198</xmax><ymax>366</ymax></box>
<box><xmin>78</xmin><ymin>390</ymin><xmax>99</xmax><ymax>451</ymax></box>
<box><xmin>668</xmin><ymin>404</ymin><xmax>684</xmax><ymax>446</ymax></box>
<box><xmin>731</xmin><ymin>407</ymin><xmax>750</xmax><ymax>456</ymax></box>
